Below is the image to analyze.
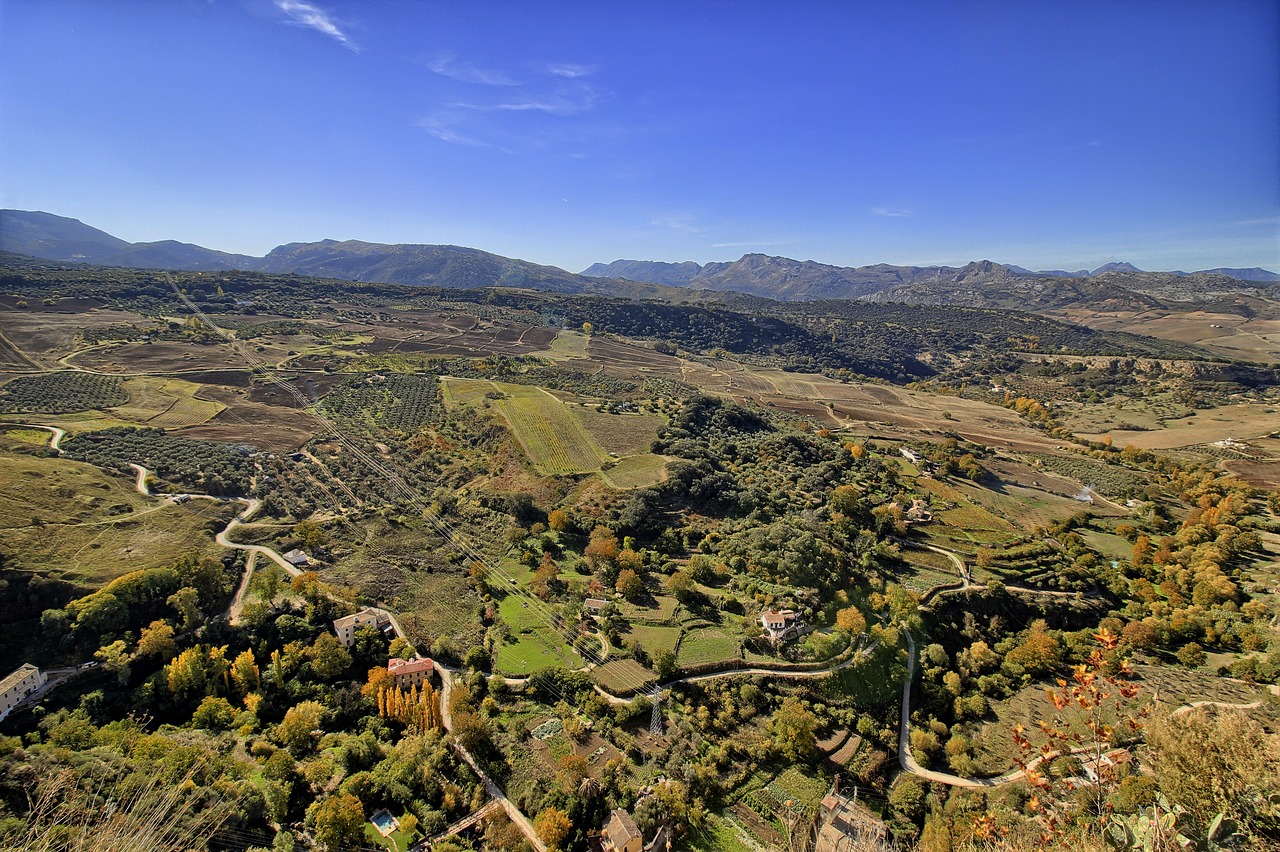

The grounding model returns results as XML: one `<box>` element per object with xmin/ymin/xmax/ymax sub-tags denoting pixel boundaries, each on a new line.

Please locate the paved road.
<box><xmin>15</xmin><ymin>423</ymin><xmax>67</xmax><ymax>451</ymax></box>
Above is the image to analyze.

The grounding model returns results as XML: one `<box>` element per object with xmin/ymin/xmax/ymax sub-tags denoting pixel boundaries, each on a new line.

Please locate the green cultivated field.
<box><xmin>495</xmin><ymin>594</ymin><xmax>584</xmax><ymax>675</ymax></box>
<box><xmin>624</xmin><ymin>623</ymin><xmax>682</xmax><ymax>656</ymax></box>
<box><xmin>601</xmin><ymin>454</ymin><xmax>671</xmax><ymax>489</ymax></box>
<box><xmin>441</xmin><ymin>377</ymin><xmax>609</xmax><ymax>475</ymax></box>
<box><xmin>676</xmin><ymin>627</ymin><xmax>741</xmax><ymax>667</ymax></box>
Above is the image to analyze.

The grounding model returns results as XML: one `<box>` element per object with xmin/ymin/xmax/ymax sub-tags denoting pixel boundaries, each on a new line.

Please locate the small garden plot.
<box><xmin>897</xmin><ymin>564</ymin><xmax>959</xmax><ymax>593</ymax></box>
<box><xmin>766</xmin><ymin>767</ymin><xmax>829</xmax><ymax>812</ymax></box>
<box><xmin>686</xmin><ymin>814</ymin><xmax>756</xmax><ymax>852</ymax></box>
<box><xmin>677</xmin><ymin>628</ymin><xmax>741</xmax><ymax>668</ymax></box>
<box><xmin>530</xmin><ymin>718</ymin><xmax>563</xmax><ymax>740</ymax></box>
<box><xmin>624</xmin><ymin>624</ymin><xmax>683</xmax><ymax>657</ymax></box>
<box><xmin>592</xmin><ymin>659</ymin><xmax>656</xmax><ymax>694</ymax></box>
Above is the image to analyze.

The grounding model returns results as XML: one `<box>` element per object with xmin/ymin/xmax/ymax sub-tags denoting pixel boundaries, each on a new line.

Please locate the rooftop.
<box><xmin>388</xmin><ymin>657</ymin><xmax>433</xmax><ymax>675</ymax></box>
<box><xmin>0</xmin><ymin>664</ymin><xmax>40</xmax><ymax>694</ymax></box>
<box><xmin>605</xmin><ymin>808</ymin><xmax>642</xmax><ymax>845</ymax></box>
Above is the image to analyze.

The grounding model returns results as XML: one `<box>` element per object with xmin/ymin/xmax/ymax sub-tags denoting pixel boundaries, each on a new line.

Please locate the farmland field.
<box><xmin>570</xmin><ymin>407</ymin><xmax>665</xmax><ymax>455</ymax></box>
<box><xmin>623</xmin><ymin>623</ymin><xmax>682</xmax><ymax>657</ymax></box>
<box><xmin>495</xmin><ymin>594</ymin><xmax>584</xmax><ymax>675</ymax></box>
<box><xmin>592</xmin><ymin>659</ymin><xmax>655</xmax><ymax>693</ymax></box>
<box><xmin>676</xmin><ymin>628</ymin><xmax>741</xmax><ymax>667</ymax></box>
<box><xmin>111</xmin><ymin>376</ymin><xmax>225</xmax><ymax>428</ymax></box>
<box><xmin>539</xmin><ymin>329</ymin><xmax>590</xmax><ymax>361</ymax></box>
<box><xmin>441</xmin><ymin>377</ymin><xmax>609</xmax><ymax>475</ymax></box>
<box><xmin>601</xmin><ymin>454</ymin><xmax>671</xmax><ymax>489</ymax></box>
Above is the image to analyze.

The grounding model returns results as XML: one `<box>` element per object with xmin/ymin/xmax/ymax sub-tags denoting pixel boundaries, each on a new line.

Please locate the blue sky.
<box><xmin>2</xmin><ymin>0</ymin><xmax>1277</xmax><ymax>273</ymax></box>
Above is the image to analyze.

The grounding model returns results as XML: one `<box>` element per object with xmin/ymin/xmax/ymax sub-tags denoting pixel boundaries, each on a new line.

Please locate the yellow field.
<box><xmin>109</xmin><ymin>376</ymin><xmax>224</xmax><ymax>428</ymax></box>
<box><xmin>601</xmin><ymin>454</ymin><xmax>671</xmax><ymax>489</ymax></box>
<box><xmin>0</xmin><ymin>409</ymin><xmax>134</xmax><ymax>432</ymax></box>
<box><xmin>1081</xmin><ymin>403</ymin><xmax>1280</xmax><ymax>449</ymax></box>
<box><xmin>441</xmin><ymin>377</ymin><xmax>609</xmax><ymax>475</ymax></box>
<box><xmin>538</xmin><ymin>330</ymin><xmax>590</xmax><ymax>362</ymax></box>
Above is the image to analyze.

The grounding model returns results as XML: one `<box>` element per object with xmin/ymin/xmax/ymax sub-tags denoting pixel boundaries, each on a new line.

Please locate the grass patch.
<box><xmin>1080</xmin><ymin>529</ymin><xmax>1132</xmax><ymax>562</ymax></box>
<box><xmin>0</xmin><ymin>450</ymin><xmax>152</xmax><ymax>529</ymax></box>
<box><xmin>592</xmin><ymin>659</ymin><xmax>656</xmax><ymax>693</ymax></box>
<box><xmin>495</xmin><ymin>595</ymin><xmax>584</xmax><ymax>676</ymax></box>
<box><xmin>0</xmin><ymin>498</ymin><xmax>236</xmax><ymax>588</ymax></box>
<box><xmin>624</xmin><ymin>624</ymin><xmax>683</xmax><ymax>657</ymax></box>
<box><xmin>677</xmin><ymin>628</ymin><xmax>741</xmax><ymax>667</ymax></box>
<box><xmin>600</xmin><ymin>454</ymin><xmax>671</xmax><ymax>490</ymax></box>
<box><xmin>0</xmin><ymin>427</ymin><xmax>54</xmax><ymax>446</ymax></box>
<box><xmin>540</xmin><ymin>330</ymin><xmax>590</xmax><ymax>361</ymax></box>
<box><xmin>621</xmin><ymin>595</ymin><xmax>680</xmax><ymax>624</ymax></box>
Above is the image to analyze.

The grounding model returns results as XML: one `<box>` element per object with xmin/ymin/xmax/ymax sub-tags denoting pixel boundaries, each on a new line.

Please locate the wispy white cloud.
<box><xmin>547</xmin><ymin>62</ymin><xmax>597</xmax><ymax>79</ymax></box>
<box><xmin>274</xmin><ymin>0</ymin><xmax>356</xmax><ymax>50</ymax></box>
<box><xmin>870</xmin><ymin>207</ymin><xmax>912</xmax><ymax>218</ymax></box>
<box><xmin>652</xmin><ymin>213</ymin><xmax>705</xmax><ymax>235</ymax></box>
<box><xmin>419</xmin><ymin>56</ymin><xmax>608</xmax><ymax>149</ymax></box>
<box><xmin>449</xmin><ymin>84</ymin><xmax>602</xmax><ymax>117</ymax></box>
<box><xmin>427</xmin><ymin>55</ymin><xmax>520</xmax><ymax>86</ymax></box>
<box><xmin>415</xmin><ymin>115</ymin><xmax>496</xmax><ymax>149</ymax></box>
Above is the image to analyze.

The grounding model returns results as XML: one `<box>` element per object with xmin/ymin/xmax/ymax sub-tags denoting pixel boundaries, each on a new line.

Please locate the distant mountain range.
<box><xmin>583</xmin><ymin>256</ymin><xmax>1280</xmax><ymax>292</ymax></box>
<box><xmin>3</xmin><ymin>209</ymin><xmax>1277</xmax><ymax>313</ymax></box>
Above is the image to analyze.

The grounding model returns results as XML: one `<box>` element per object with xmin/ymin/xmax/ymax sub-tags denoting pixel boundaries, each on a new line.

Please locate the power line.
<box><xmin>169</xmin><ymin>282</ymin><xmax>658</xmax><ymax>698</ymax></box>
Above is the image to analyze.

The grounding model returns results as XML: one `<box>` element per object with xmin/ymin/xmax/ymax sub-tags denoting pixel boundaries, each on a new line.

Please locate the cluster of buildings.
<box><xmin>332</xmin><ymin>607</ymin><xmax>433</xmax><ymax>691</ymax></box>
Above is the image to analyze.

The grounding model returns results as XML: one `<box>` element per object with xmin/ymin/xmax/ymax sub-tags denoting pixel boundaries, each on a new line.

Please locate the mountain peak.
<box><xmin>1091</xmin><ymin>261</ymin><xmax>1144</xmax><ymax>275</ymax></box>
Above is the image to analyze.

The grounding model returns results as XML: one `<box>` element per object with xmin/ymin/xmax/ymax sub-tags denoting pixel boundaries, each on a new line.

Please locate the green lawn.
<box><xmin>624</xmin><ymin>624</ymin><xmax>682</xmax><ymax>657</ymax></box>
<box><xmin>677</xmin><ymin>628</ymin><xmax>741</xmax><ymax>667</ymax></box>
<box><xmin>495</xmin><ymin>594</ymin><xmax>584</xmax><ymax>676</ymax></box>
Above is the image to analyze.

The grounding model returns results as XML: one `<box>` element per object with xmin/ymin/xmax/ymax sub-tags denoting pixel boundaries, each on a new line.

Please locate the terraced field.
<box><xmin>592</xmin><ymin>659</ymin><xmax>655</xmax><ymax>694</ymax></box>
<box><xmin>623</xmin><ymin>624</ymin><xmax>682</xmax><ymax>656</ymax></box>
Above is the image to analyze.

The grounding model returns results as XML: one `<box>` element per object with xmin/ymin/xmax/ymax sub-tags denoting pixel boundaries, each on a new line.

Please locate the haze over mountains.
<box><xmin>3</xmin><ymin>209</ymin><xmax>1277</xmax><ymax>313</ymax></box>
